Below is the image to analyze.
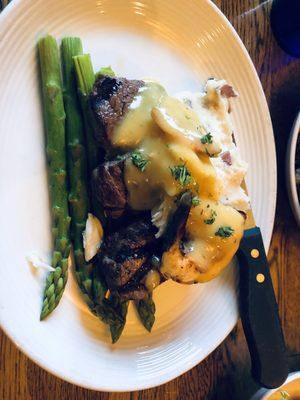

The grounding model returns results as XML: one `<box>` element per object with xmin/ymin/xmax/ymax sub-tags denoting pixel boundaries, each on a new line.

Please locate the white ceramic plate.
<box><xmin>286</xmin><ymin>111</ymin><xmax>300</xmax><ymax>226</ymax></box>
<box><xmin>0</xmin><ymin>0</ymin><xmax>276</xmax><ymax>391</ymax></box>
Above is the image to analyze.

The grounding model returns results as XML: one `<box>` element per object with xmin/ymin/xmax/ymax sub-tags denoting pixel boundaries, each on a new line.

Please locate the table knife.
<box><xmin>237</xmin><ymin>200</ymin><xmax>289</xmax><ymax>389</ymax></box>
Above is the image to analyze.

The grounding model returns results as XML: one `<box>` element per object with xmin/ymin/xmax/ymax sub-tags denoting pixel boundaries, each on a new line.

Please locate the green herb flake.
<box><xmin>192</xmin><ymin>196</ymin><xmax>200</xmax><ymax>207</ymax></box>
<box><xmin>201</xmin><ymin>132</ymin><xmax>213</xmax><ymax>145</ymax></box>
<box><xmin>204</xmin><ymin>210</ymin><xmax>217</xmax><ymax>225</ymax></box>
<box><xmin>95</xmin><ymin>65</ymin><xmax>115</xmax><ymax>79</ymax></box>
<box><xmin>115</xmin><ymin>154</ymin><xmax>126</xmax><ymax>162</ymax></box>
<box><xmin>215</xmin><ymin>226</ymin><xmax>234</xmax><ymax>238</ymax></box>
<box><xmin>170</xmin><ymin>164</ymin><xmax>192</xmax><ymax>186</ymax></box>
<box><xmin>280</xmin><ymin>391</ymin><xmax>290</xmax><ymax>400</ymax></box>
<box><xmin>131</xmin><ymin>150</ymin><xmax>149</xmax><ymax>172</ymax></box>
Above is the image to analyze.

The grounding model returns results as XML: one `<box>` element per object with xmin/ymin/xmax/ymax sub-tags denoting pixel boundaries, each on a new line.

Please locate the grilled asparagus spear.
<box><xmin>38</xmin><ymin>35</ymin><xmax>71</xmax><ymax>319</ymax></box>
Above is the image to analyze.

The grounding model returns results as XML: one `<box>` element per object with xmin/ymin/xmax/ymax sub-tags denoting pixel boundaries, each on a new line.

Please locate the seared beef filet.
<box><xmin>99</xmin><ymin>220</ymin><xmax>157</xmax><ymax>290</ymax></box>
<box><xmin>104</xmin><ymin>220</ymin><xmax>157</xmax><ymax>253</ymax></box>
<box><xmin>90</xmin><ymin>76</ymin><xmax>162</xmax><ymax>299</ymax></box>
<box><xmin>102</xmin><ymin>254</ymin><xmax>146</xmax><ymax>288</ymax></box>
<box><xmin>92</xmin><ymin>158</ymin><xmax>127</xmax><ymax>218</ymax></box>
<box><xmin>90</xmin><ymin>76</ymin><xmax>144</xmax><ymax>145</ymax></box>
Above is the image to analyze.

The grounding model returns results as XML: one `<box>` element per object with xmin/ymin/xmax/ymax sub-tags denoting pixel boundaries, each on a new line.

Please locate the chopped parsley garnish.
<box><xmin>201</xmin><ymin>132</ymin><xmax>213</xmax><ymax>144</ymax></box>
<box><xmin>95</xmin><ymin>65</ymin><xmax>115</xmax><ymax>79</ymax></box>
<box><xmin>115</xmin><ymin>154</ymin><xmax>126</xmax><ymax>162</ymax></box>
<box><xmin>280</xmin><ymin>391</ymin><xmax>290</xmax><ymax>400</ymax></box>
<box><xmin>170</xmin><ymin>164</ymin><xmax>192</xmax><ymax>186</ymax></box>
<box><xmin>192</xmin><ymin>196</ymin><xmax>200</xmax><ymax>207</ymax></box>
<box><xmin>204</xmin><ymin>210</ymin><xmax>217</xmax><ymax>224</ymax></box>
<box><xmin>215</xmin><ymin>226</ymin><xmax>234</xmax><ymax>238</ymax></box>
<box><xmin>131</xmin><ymin>150</ymin><xmax>149</xmax><ymax>172</ymax></box>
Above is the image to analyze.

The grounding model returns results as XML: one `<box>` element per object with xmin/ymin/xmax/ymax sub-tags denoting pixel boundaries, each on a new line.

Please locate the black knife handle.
<box><xmin>237</xmin><ymin>227</ymin><xmax>288</xmax><ymax>388</ymax></box>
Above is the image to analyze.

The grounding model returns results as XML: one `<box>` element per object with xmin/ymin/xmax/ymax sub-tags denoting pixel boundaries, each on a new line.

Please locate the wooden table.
<box><xmin>1</xmin><ymin>1</ymin><xmax>300</xmax><ymax>399</ymax></box>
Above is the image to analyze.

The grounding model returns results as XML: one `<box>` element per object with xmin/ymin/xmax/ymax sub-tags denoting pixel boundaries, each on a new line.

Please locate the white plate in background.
<box><xmin>0</xmin><ymin>0</ymin><xmax>276</xmax><ymax>391</ymax></box>
<box><xmin>286</xmin><ymin>111</ymin><xmax>300</xmax><ymax>226</ymax></box>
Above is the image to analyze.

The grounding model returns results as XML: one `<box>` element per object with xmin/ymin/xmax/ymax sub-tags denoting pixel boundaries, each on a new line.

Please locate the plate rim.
<box><xmin>0</xmin><ymin>0</ymin><xmax>277</xmax><ymax>391</ymax></box>
<box><xmin>286</xmin><ymin>111</ymin><xmax>300</xmax><ymax>226</ymax></box>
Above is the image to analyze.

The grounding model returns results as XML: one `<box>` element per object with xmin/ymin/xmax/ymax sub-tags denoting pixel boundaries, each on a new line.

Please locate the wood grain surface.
<box><xmin>1</xmin><ymin>1</ymin><xmax>300</xmax><ymax>399</ymax></box>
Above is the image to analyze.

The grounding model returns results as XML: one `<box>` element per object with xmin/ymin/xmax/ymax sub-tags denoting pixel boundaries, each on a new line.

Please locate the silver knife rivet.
<box><xmin>251</xmin><ymin>249</ymin><xmax>260</xmax><ymax>258</ymax></box>
<box><xmin>256</xmin><ymin>273</ymin><xmax>265</xmax><ymax>283</ymax></box>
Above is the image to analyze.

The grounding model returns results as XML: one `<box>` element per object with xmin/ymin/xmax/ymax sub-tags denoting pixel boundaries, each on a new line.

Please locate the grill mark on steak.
<box><xmin>92</xmin><ymin>159</ymin><xmax>127</xmax><ymax>218</ymax></box>
<box><xmin>90</xmin><ymin>76</ymin><xmax>144</xmax><ymax>146</ymax></box>
<box><xmin>99</xmin><ymin>220</ymin><xmax>157</xmax><ymax>289</ymax></box>
<box><xmin>102</xmin><ymin>254</ymin><xmax>146</xmax><ymax>288</ymax></box>
<box><xmin>105</xmin><ymin>220</ymin><xmax>157</xmax><ymax>255</ymax></box>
